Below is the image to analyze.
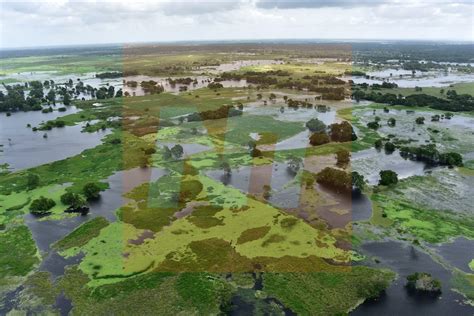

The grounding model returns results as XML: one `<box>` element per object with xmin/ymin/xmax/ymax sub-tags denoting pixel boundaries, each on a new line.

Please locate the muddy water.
<box><xmin>352</xmin><ymin>241</ymin><xmax>473</xmax><ymax>315</ymax></box>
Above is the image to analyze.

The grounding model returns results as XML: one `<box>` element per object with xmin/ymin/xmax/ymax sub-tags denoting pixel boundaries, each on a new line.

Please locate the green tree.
<box><xmin>305</xmin><ymin>118</ymin><xmax>327</xmax><ymax>133</ymax></box>
<box><xmin>287</xmin><ymin>156</ymin><xmax>303</xmax><ymax>173</ymax></box>
<box><xmin>351</xmin><ymin>171</ymin><xmax>366</xmax><ymax>191</ymax></box>
<box><xmin>171</xmin><ymin>144</ymin><xmax>184</xmax><ymax>158</ymax></box>
<box><xmin>30</xmin><ymin>196</ymin><xmax>56</xmax><ymax>215</ymax></box>
<box><xmin>60</xmin><ymin>192</ymin><xmax>86</xmax><ymax>208</ymax></box>
<box><xmin>26</xmin><ymin>173</ymin><xmax>40</xmax><ymax>190</ymax></box>
<box><xmin>83</xmin><ymin>183</ymin><xmax>101</xmax><ymax>200</ymax></box>
<box><xmin>379</xmin><ymin>170</ymin><xmax>398</xmax><ymax>186</ymax></box>
<box><xmin>415</xmin><ymin>117</ymin><xmax>425</xmax><ymax>124</ymax></box>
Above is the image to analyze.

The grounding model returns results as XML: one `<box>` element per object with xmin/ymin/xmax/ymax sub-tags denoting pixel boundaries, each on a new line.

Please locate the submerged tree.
<box><xmin>336</xmin><ymin>149</ymin><xmax>350</xmax><ymax>167</ymax></box>
<box><xmin>30</xmin><ymin>196</ymin><xmax>56</xmax><ymax>215</ymax></box>
<box><xmin>83</xmin><ymin>182</ymin><xmax>101</xmax><ymax>200</ymax></box>
<box><xmin>287</xmin><ymin>156</ymin><xmax>303</xmax><ymax>174</ymax></box>
<box><xmin>306</xmin><ymin>118</ymin><xmax>327</xmax><ymax>133</ymax></box>
<box><xmin>351</xmin><ymin>171</ymin><xmax>366</xmax><ymax>191</ymax></box>
<box><xmin>171</xmin><ymin>144</ymin><xmax>184</xmax><ymax>158</ymax></box>
<box><xmin>379</xmin><ymin>170</ymin><xmax>398</xmax><ymax>186</ymax></box>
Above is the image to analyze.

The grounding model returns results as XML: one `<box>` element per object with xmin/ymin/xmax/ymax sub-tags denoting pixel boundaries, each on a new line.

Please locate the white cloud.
<box><xmin>0</xmin><ymin>0</ymin><xmax>472</xmax><ymax>48</ymax></box>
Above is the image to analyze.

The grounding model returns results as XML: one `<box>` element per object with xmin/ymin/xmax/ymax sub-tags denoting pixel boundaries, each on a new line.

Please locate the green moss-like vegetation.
<box><xmin>263</xmin><ymin>267</ymin><xmax>395</xmax><ymax>315</ymax></box>
<box><xmin>57</xmin><ymin>267</ymin><xmax>232</xmax><ymax>315</ymax></box>
<box><xmin>372</xmin><ymin>194</ymin><xmax>474</xmax><ymax>243</ymax></box>
<box><xmin>54</xmin><ymin>217</ymin><xmax>110</xmax><ymax>252</ymax></box>
<box><xmin>0</xmin><ymin>225</ymin><xmax>39</xmax><ymax>279</ymax></box>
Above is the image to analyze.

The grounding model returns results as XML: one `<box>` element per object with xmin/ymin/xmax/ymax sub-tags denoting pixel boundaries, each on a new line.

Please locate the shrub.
<box><xmin>83</xmin><ymin>183</ymin><xmax>101</xmax><ymax>200</ymax></box>
<box><xmin>30</xmin><ymin>196</ymin><xmax>56</xmax><ymax>215</ymax></box>
<box><xmin>309</xmin><ymin>132</ymin><xmax>330</xmax><ymax>146</ymax></box>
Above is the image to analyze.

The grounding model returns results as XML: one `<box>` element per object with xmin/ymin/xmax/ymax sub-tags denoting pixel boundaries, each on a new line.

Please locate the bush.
<box><xmin>30</xmin><ymin>196</ymin><xmax>56</xmax><ymax>215</ymax></box>
<box><xmin>305</xmin><ymin>118</ymin><xmax>326</xmax><ymax>133</ymax></box>
<box><xmin>317</xmin><ymin>167</ymin><xmax>352</xmax><ymax>193</ymax></box>
<box><xmin>83</xmin><ymin>183</ymin><xmax>101</xmax><ymax>200</ymax></box>
<box><xmin>379</xmin><ymin>170</ymin><xmax>398</xmax><ymax>186</ymax></box>
<box><xmin>26</xmin><ymin>173</ymin><xmax>40</xmax><ymax>190</ymax></box>
<box><xmin>60</xmin><ymin>192</ymin><xmax>86</xmax><ymax>208</ymax></box>
<box><xmin>384</xmin><ymin>142</ymin><xmax>396</xmax><ymax>154</ymax></box>
<box><xmin>309</xmin><ymin>132</ymin><xmax>330</xmax><ymax>146</ymax></box>
<box><xmin>336</xmin><ymin>149</ymin><xmax>350</xmax><ymax>166</ymax></box>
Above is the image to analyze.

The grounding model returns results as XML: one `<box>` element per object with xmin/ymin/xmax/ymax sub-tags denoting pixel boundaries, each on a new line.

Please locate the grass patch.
<box><xmin>54</xmin><ymin>217</ymin><xmax>110</xmax><ymax>252</ymax></box>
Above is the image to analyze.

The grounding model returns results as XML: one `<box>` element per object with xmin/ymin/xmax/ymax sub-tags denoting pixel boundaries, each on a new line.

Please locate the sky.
<box><xmin>0</xmin><ymin>0</ymin><xmax>473</xmax><ymax>48</ymax></box>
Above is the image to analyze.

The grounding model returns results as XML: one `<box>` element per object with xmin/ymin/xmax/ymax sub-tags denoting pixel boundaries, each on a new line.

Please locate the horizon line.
<box><xmin>1</xmin><ymin>37</ymin><xmax>473</xmax><ymax>51</ymax></box>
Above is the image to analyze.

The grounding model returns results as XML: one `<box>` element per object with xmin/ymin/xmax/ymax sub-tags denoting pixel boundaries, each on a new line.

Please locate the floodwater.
<box><xmin>351</xmin><ymin>191</ymin><xmax>372</xmax><ymax>222</ymax></box>
<box><xmin>206</xmin><ymin>161</ymin><xmax>296</xmax><ymax>196</ymax></box>
<box><xmin>244</xmin><ymin>102</ymin><xmax>336</xmax><ymax>124</ymax></box>
<box><xmin>123</xmin><ymin>75</ymin><xmax>247</xmax><ymax>95</ymax></box>
<box><xmin>352</xmin><ymin>148</ymin><xmax>429</xmax><ymax>185</ymax></box>
<box><xmin>3</xmin><ymin>167</ymin><xmax>169</xmax><ymax>315</ymax></box>
<box><xmin>432</xmin><ymin>237</ymin><xmax>474</xmax><ymax>273</ymax></box>
<box><xmin>351</xmin><ymin>69</ymin><xmax>474</xmax><ymax>87</ymax></box>
<box><xmin>199</xmin><ymin>59</ymin><xmax>284</xmax><ymax>74</ymax></box>
<box><xmin>0</xmin><ymin>106</ymin><xmax>109</xmax><ymax>171</ymax></box>
<box><xmin>352</xmin><ymin>241</ymin><xmax>473</xmax><ymax>315</ymax></box>
<box><xmin>158</xmin><ymin>142</ymin><xmax>211</xmax><ymax>157</ymax></box>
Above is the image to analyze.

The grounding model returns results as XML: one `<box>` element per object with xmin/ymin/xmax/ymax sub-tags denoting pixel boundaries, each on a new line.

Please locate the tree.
<box><xmin>171</xmin><ymin>144</ymin><xmax>184</xmax><ymax>158</ymax></box>
<box><xmin>287</xmin><ymin>156</ymin><xmax>303</xmax><ymax>173</ymax></box>
<box><xmin>374</xmin><ymin>139</ymin><xmax>383</xmax><ymax>149</ymax></box>
<box><xmin>305</xmin><ymin>118</ymin><xmax>327</xmax><ymax>133</ymax></box>
<box><xmin>248</xmin><ymin>140</ymin><xmax>257</xmax><ymax>151</ymax></box>
<box><xmin>316</xmin><ymin>167</ymin><xmax>352</xmax><ymax>193</ymax></box>
<box><xmin>30</xmin><ymin>196</ymin><xmax>56</xmax><ymax>215</ymax></box>
<box><xmin>27</xmin><ymin>173</ymin><xmax>40</xmax><ymax>190</ymax></box>
<box><xmin>262</xmin><ymin>185</ymin><xmax>272</xmax><ymax>199</ymax></box>
<box><xmin>63</xmin><ymin>92</ymin><xmax>71</xmax><ymax>106</ymax></box>
<box><xmin>330</xmin><ymin>121</ymin><xmax>357</xmax><ymax>142</ymax></box>
<box><xmin>384</xmin><ymin>142</ymin><xmax>396</xmax><ymax>154</ymax></box>
<box><xmin>46</xmin><ymin>89</ymin><xmax>56</xmax><ymax>105</ymax></box>
<box><xmin>162</xmin><ymin>146</ymin><xmax>172</xmax><ymax>160</ymax></box>
<box><xmin>387</xmin><ymin>117</ymin><xmax>396</xmax><ymax>127</ymax></box>
<box><xmin>83</xmin><ymin>182</ymin><xmax>101</xmax><ymax>200</ymax></box>
<box><xmin>367</xmin><ymin>121</ymin><xmax>380</xmax><ymax>130</ymax></box>
<box><xmin>60</xmin><ymin>192</ymin><xmax>86</xmax><ymax>208</ymax></box>
<box><xmin>309</xmin><ymin>132</ymin><xmax>330</xmax><ymax>146</ymax></box>
<box><xmin>250</xmin><ymin>148</ymin><xmax>263</xmax><ymax>158</ymax></box>
<box><xmin>352</xmin><ymin>171</ymin><xmax>366</xmax><ymax>191</ymax></box>
<box><xmin>379</xmin><ymin>170</ymin><xmax>398</xmax><ymax>186</ymax></box>
<box><xmin>336</xmin><ymin>149</ymin><xmax>350</xmax><ymax>167</ymax></box>
<box><xmin>440</xmin><ymin>152</ymin><xmax>463</xmax><ymax>167</ymax></box>
<box><xmin>406</xmin><ymin>272</ymin><xmax>441</xmax><ymax>294</ymax></box>
<box><xmin>107</xmin><ymin>86</ymin><xmax>115</xmax><ymax>98</ymax></box>
<box><xmin>415</xmin><ymin>117</ymin><xmax>425</xmax><ymax>124</ymax></box>
<box><xmin>220</xmin><ymin>161</ymin><xmax>232</xmax><ymax>175</ymax></box>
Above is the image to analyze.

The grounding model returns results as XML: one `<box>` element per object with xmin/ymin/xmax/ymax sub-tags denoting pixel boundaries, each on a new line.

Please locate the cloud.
<box><xmin>255</xmin><ymin>0</ymin><xmax>391</xmax><ymax>9</ymax></box>
<box><xmin>0</xmin><ymin>0</ymin><xmax>472</xmax><ymax>48</ymax></box>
